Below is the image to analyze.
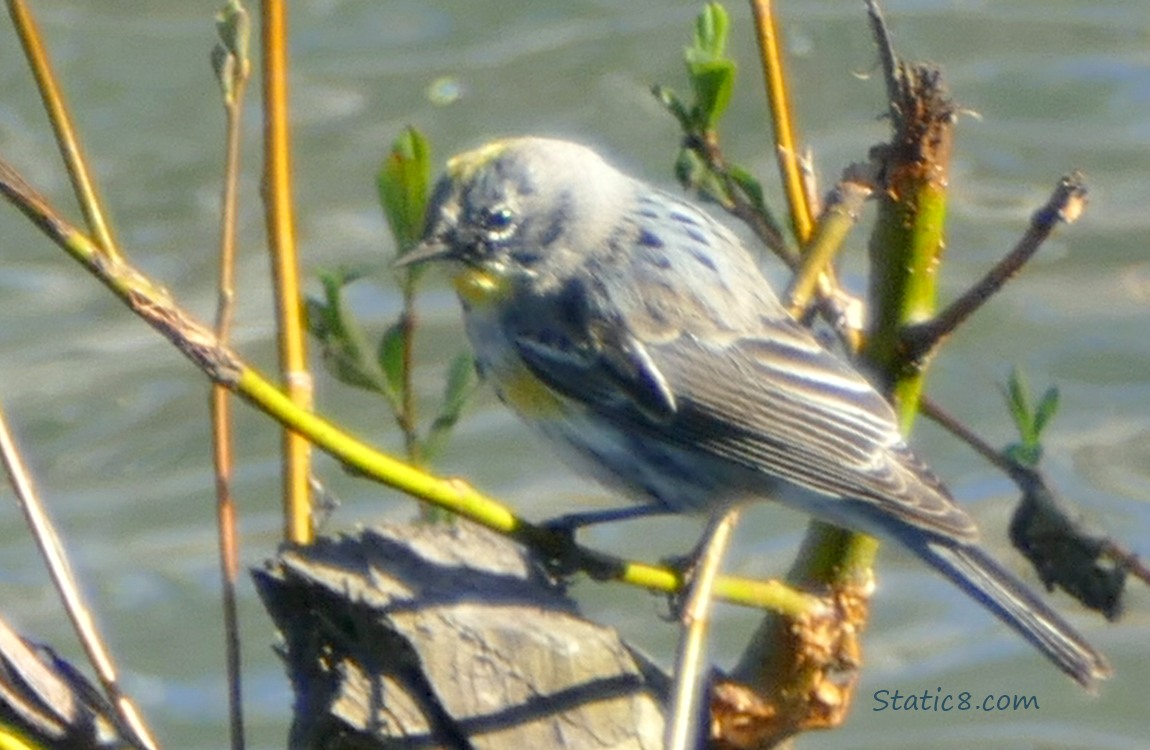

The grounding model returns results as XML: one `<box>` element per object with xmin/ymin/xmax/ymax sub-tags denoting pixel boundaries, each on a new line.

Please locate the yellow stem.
<box><xmin>7</xmin><ymin>0</ymin><xmax>119</xmax><ymax>259</ymax></box>
<box><xmin>260</xmin><ymin>0</ymin><xmax>313</xmax><ymax>544</ymax></box>
<box><xmin>749</xmin><ymin>0</ymin><xmax>814</xmax><ymax>244</ymax></box>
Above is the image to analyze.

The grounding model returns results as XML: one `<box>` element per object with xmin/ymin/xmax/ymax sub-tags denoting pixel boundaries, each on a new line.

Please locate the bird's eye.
<box><xmin>479</xmin><ymin>206</ymin><xmax>515</xmax><ymax>234</ymax></box>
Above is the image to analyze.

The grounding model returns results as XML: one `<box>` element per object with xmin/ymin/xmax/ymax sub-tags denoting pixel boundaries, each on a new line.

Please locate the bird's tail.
<box><xmin>915</xmin><ymin>540</ymin><xmax>1111</xmax><ymax>689</ymax></box>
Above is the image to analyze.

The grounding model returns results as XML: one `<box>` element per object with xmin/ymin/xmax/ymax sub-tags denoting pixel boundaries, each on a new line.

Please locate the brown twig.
<box><xmin>1101</xmin><ymin>541</ymin><xmax>1150</xmax><ymax>588</ymax></box>
<box><xmin>865</xmin><ymin>0</ymin><xmax>900</xmax><ymax>124</ymax></box>
<box><xmin>212</xmin><ymin>3</ymin><xmax>252</xmax><ymax>747</ymax></box>
<box><xmin>919</xmin><ymin>396</ymin><xmax>1014</xmax><ymax>475</ymax></box>
<box><xmin>398</xmin><ymin>302</ymin><xmax>421</xmax><ymax>465</ymax></box>
<box><xmin>686</xmin><ymin>133</ymin><xmax>790</xmax><ymax>261</ymax></box>
<box><xmin>902</xmin><ymin>173</ymin><xmax>1088</xmax><ymax>367</ymax></box>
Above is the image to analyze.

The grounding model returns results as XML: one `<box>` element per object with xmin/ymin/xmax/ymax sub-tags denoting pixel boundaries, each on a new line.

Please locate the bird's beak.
<box><xmin>393</xmin><ymin>237</ymin><xmax>453</xmax><ymax>268</ymax></box>
<box><xmin>395</xmin><ymin>174</ymin><xmax>462</xmax><ymax>268</ymax></box>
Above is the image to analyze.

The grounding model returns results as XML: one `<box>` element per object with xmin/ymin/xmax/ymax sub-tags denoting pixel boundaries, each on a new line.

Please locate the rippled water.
<box><xmin>0</xmin><ymin>2</ymin><xmax>1147</xmax><ymax>748</ymax></box>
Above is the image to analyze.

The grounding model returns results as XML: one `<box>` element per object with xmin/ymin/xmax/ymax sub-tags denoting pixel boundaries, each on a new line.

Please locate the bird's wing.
<box><xmin>514</xmin><ymin>310</ymin><xmax>978</xmax><ymax>543</ymax></box>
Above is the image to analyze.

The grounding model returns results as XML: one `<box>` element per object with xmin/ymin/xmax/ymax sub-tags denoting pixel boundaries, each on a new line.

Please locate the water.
<box><xmin>0</xmin><ymin>1</ymin><xmax>1147</xmax><ymax>748</ymax></box>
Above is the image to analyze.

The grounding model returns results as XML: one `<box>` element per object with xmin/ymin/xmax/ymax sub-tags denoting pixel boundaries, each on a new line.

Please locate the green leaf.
<box><xmin>306</xmin><ymin>269</ymin><xmax>387</xmax><ymax>396</ymax></box>
<box><xmin>212</xmin><ymin>0</ymin><xmax>250</xmax><ymax>106</ymax></box>
<box><xmin>674</xmin><ymin>150</ymin><xmax>733</xmax><ymax>209</ymax></box>
<box><xmin>305</xmin><ymin>268</ymin><xmax>349</xmax><ymax>340</ymax></box>
<box><xmin>378</xmin><ymin>127</ymin><xmax>432</xmax><ymax>256</ymax></box>
<box><xmin>303</xmin><ymin>296</ymin><xmax>328</xmax><ymax>339</ymax></box>
<box><xmin>674</xmin><ymin>148</ymin><xmax>705</xmax><ymax>189</ymax></box>
<box><xmin>441</xmin><ymin>351</ymin><xmax>477</xmax><ymax>415</ymax></box>
<box><xmin>422</xmin><ymin>352</ymin><xmax>479</xmax><ymax>461</ymax></box>
<box><xmin>1003</xmin><ymin>366</ymin><xmax>1034</xmax><ymax>441</ymax></box>
<box><xmin>1033</xmin><ymin>386</ymin><xmax>1061</xmax><ymax>437</ymax></box>
<box><xmin>688</xmin><ymin>60</ymin><xmax>735</xmax><ymax>128</ymax></box>
<box><xmin>729</xmin><ymin>163</ymin><xmax>765</xmax><ymax>213</ymax></box>
<box><xmin>697</xmin><ymin>167</ymin><xmax>733</xmax><ymax>208</ymax></box>
<box><xmin>1000</xmin><ymin>368</ymin><xmax>1060</xmax><ymax>467</ymax></box>
<box><xmin>684</xmin><ymin>3</ymin><xmax>735</xmax><ymax>128</ymax></box>
<box><xmin>215</xmin><ymin>0</ymin><xmax>250</xmax><ymax>63</ymax></box>
<box><xmin>690</xmin><ymin>1</ymin><xmax>729</xmax><ymax>60</ymax></box>
<box><xmin>653</xmin><ymin>3</ymin><xmax>735</xmax><ymax>134</ymax></box>
<box><xmin>377</xmin><ymin>320</ymin><xmax>407</xmax><ymax>405</ymax></box>
<box><xmin>651</xmin><ymin>84</ymin><xmax>692</xmax><ymax>130</ymax></box>
<box><xmin>729</xmin><ymin>163</ymin><xmax>787</xmax><ymax>241</ymax></box>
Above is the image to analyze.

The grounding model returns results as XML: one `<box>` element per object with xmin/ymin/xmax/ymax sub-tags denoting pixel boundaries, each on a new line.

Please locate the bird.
<box><xmin>397</xmin><ymin>136</ymin><xmax>1111</xmax><ymax>687</ymax></box>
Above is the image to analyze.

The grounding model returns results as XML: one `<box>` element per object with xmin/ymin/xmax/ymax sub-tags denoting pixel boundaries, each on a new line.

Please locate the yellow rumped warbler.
<box><xmin>399</xmin><ymin>137</ymin><xmax>1110</xmax><ymax>687</ymax></box>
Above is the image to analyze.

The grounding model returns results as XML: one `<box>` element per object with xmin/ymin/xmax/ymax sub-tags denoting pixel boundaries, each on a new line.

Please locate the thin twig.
<box><xmin>211</xmin><ymin>389</ymin><xmax>245</xmax><ymax>750</ymax></box>
<box><xmin>714</xmin><ymin>159</ymin><xmax>790</xmax><ymax>261</ymax></box>
<box><xmin>212</xmin><ymin>3</ymin><xmax>252</xmax><ymax>748</ymax></box>
<box><xmin>1100</xmin><ymin>541</ymin><xmax>1150</xmax><ymax>588</ymax></box>
<box><xmin>398</xmin><ymin>300</ymin><xmax>421</xmax><ymax>465</ymax></box>
<box><xmin>903</xmin><ymin>173</ymin><xmax>1088</xmax><ymax>366</ymax></box>
<box><xmin>865</xmin><ymin>0</ymin><xmax>901</xmax><ymax>121</ymax></box>
<box><xmin>0</xmin><ymin>403</ymin><xmax>159</xmax><ymax>750</ymax></box>
<box><xmin>798</xmin><ymin>147</ymin><xmax>822</xmax><ymax>217</ymax></box>
<box><xmin>6</xmin><ymin>0</ymin><xmax>120</xmax><ymax>259</ymax></box>
<box><xmin>398</xmin><ymin>282</ymin><xmax>438</xmax><ymax>521</ymax></box>
<box><xmin>685</xmin><ymin>132</ymin><xmax>789</xmax><ymax>259</ymax></box>
<box><xmin>919</xmin><ymin>396</ymin><xmax>1015</xmax><ymax>475</ymax></box>
<box><xmin>665</xmin><ymin>507</ymin><xmax>741</xmax><ymax>750</ymax></box>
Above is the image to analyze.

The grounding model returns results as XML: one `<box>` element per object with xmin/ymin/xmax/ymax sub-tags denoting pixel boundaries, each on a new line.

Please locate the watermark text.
<box><xmin>872</xmin><ymin>687</ymin><xmax>1039</xmax><ymax>713</ymax></box>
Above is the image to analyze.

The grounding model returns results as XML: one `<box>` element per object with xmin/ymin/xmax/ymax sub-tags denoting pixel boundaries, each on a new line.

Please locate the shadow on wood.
<box><xmin>255</xmin><ymin>522</ymin><xmax>669</xmax><ymax>749</ymax></box>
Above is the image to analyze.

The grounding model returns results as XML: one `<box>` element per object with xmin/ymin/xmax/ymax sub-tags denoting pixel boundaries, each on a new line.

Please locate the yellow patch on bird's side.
<box><xmin>446</xmin><ymin>140</ymin><xmax>512</xmax><ymax>184</ymax></box>
<box><xmin>496</xmin><ymin>363</ymin><xmax>567</xmax><ymax>418</ymax></box>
